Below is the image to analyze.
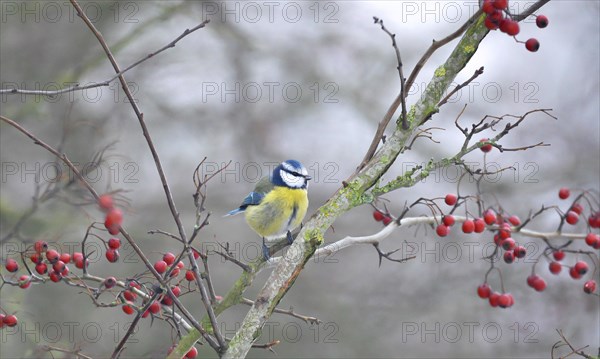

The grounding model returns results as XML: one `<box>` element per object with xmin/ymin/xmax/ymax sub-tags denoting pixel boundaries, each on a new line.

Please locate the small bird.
<box><xmin>226</xmin><ymin>160</ymin><xmax>311</xmax><ymax>259</ymax></box>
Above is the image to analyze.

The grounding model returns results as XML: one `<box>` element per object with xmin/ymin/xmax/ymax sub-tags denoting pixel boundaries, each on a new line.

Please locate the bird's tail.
<box><xmin>224</xmin><ymin>208</ymin><xmax>244</xmax><ymax>217</ymax></box>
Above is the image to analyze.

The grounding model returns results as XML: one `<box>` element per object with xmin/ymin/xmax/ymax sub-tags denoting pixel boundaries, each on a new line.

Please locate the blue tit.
<box><xmin>226</xmin><ymin>159</ymin><xmax>311</xmax><ymax>259</ymax></box>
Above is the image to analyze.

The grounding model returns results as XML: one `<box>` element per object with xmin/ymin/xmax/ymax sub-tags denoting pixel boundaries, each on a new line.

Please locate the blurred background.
<box><xmin>1</xmin><ymin>1</ymin><xmax>599</xmax><ymax>358</ymax></box>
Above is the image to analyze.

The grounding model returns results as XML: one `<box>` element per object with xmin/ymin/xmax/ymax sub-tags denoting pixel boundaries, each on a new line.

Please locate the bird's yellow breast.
<box><xmin>244</xmin><ymin>186</ymin><xmax>308</xmax><ymax>239</ymax></box>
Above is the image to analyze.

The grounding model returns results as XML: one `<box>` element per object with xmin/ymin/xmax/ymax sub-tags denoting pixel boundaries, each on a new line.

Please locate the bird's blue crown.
<box><xmin>271</xmin><ymin>159</ymin><xmax>310</xmax><ymax>189</ymax></box>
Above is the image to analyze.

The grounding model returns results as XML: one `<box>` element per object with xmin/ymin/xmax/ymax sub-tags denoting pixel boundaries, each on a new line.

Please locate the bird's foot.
<box><xmin>262</xmin><ymin>238</ymin><xmax>270</xmax><ymax>261</ymax></box>
<box><xmin>286</xmin><ymin>230</ymin><xmax>294</xmax><ymax>245</ymax></box>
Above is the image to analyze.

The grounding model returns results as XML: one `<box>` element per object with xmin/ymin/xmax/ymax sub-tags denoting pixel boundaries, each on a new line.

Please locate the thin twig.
<box><xmin>438</xmin><ymin>66</ymin><xmax>484</xmax><ymax>107</ymax></box>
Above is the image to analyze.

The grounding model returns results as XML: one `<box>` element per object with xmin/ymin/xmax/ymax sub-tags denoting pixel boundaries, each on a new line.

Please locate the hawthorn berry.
<box><xmin>192</xmin><ymin>249</ymin><xmax>201</xmax><ymax>260</ymax></box>
<box><xmin>508</xmin><ymin>215</ymin><xmax>521</xmax><ymax>226</ymax></box>
<box><xmin>483</xmin><ymin>210</ymin><xmax>496</xmax><ymax>225</ymax></box>
<box><xmin>584</xmin><ymin>280</ymin><xmax>597</xmax><ymax>294</ymax></box>
<box><xmin>444</xmin><ymin>194</ymin><xmax>458</xmax><ymax>206</ymax></box>
<box><xmin>492</xmin><ymin>0</ymin><xmax>508</xmax><ymax>10</ymax></box>
<box><xmin>553</xmin><ymin>250</ymin><xmax>565</xmax><ymax>261</ymax></box>
<box><xmin>574</xmin><ymin>261</ymin><xmax>589</xmax><ymax>275</ymax></box>
<box><xmin>3</xmin><ymin>314</ymin><xmax>18</xmax><ymax>327</ymax></box>
<box><xmin>170</xmin><ymin>268</ymin><xmax>180</xmax><ymax>278</ymax></box>
<box><xmin>98</xmin><ymin>194</ymin><xmax>114</xmax><ymax>211</ymax></box>
<box><xmin>549</xmin><ymin>262</ymin><xmax>561</xmax><ymax>275</ymax></box>
<box><xmin>513</xmin><ymin>246</ymin><xmax>526</xmax><ymax>259</ymax></box>
<box><xmin>186</xmin><ymin>347</ymin><xmax>198</xmax><ymax>359</ymax></box>
<box><xmin>500</xmin><ymin>19</ymin><xmax>519</xmax><ymax>36</ymax></box>
<box><xmin>477</xmin><ymin>283</ymin><xmax>492</xmax><ymax>299</ymax></box>
<box><xmin>372</xmin><ymin>211</ymin><xmax>384</xmax><ymax>222</ymax></box>
<box><xmin>532</xmin><ymin>277</ymin><xmax>546</xmax><ymax>292</ymax></box>
<box><xmin>154</xmin><ymin>260</ymin><xmax>168</xmax><ymax>274</ymax></box>
<box><xmin>585</xmin><ymin>233</ymin><xmax>599</xmax><ymax>247</ymax></box>
<box><xmin>49</xmin><ymin>271</ymin><xmax>62</xmax><ymax>282</ymax></box>
<box><xmin>488</xmin><ymin>292</ymin><xmax>500</xmax><ymax>307</ymax></box>
<box><xmin>569</xmin><ymin>266</ymin><xmax>582</xmax><ymax>280</ymax></box>
<box><xmin>498</xmin><ymin>293</ymin><xmax>512</xmax><ymax>308</ymax></box>
<box><xmin>171</xmin><ymin>286</ymin><xmax>182</xmax><ymax>297</ymax></box>
<box><xmin>501</xmin><ymin>237</ymin><xmax>516</xmax><ymax>251</ymax></box>
<box><xmin>149</xmin><ymin>301</ymin><xmax>161</xmax><ymax>314</ymax></box>
<box><xmin>525</xmin><ymin>38</ymin><xmax>540</xmax><ymax>52</ymax></box>
<box><xmin>589</xmin><ymin>212</ymin><xmax>600</xmax><ymax>228</ymax></box>
<box><xmin>34</xmin><ymin>240</ymin><xmax>48</xmax><ymax>253</ymax></box>
<box><xmin>35</xmin><ymin>263</ymin><xmax>48</xmax><ymax>275</ymax></box>
<box><xmin>5</xmin><ymin>258</ymin><xmax>19</xmax><ymax>272</ymax></box>
<box><xmin>104</xmin><ymin>277</ymin><xmax>117</xmax><ymax>289</ymax></box>
<box><xmin>73</xmin><ymin>252</ymin><xmax>84</xmax><ymax>262</ymax></box>
<box><xmin>436</xmin><ymin>224</ymin><xmax>449</xmax><ymax>237</ymax></box>
<box><xmin>382</xmin><ymin>216</ymin><xmax>393</xmax><ymax>226</ymax></box>
<box><xmin>123</xmin><ymin>290</ymin><xmax>137</xmax><ymax>301</ymax></box>
<box><xmin>19</xmin><ymin>275</ymin><xmax>31</xmax><ymax>289</ymax></box>
<box><xmin>46</xmin><ymin>249</ymin><xmax>59</xmax><ymax>264</ymax></box>
<box><xmin>558</xmin><ymin>187</ymin><xmax>570</xmax><ymax>199</ymax></box>
<box><xmin>503</xmin><ymin>251</ymin><xmax>514</xmax><ymax>264</ymax></box>
<box><xmin>536</xmin><ymin>15</ymin><xmax>549</xmax><ymax>28</ymax></box>
<box><xmin>30</xmin><ymin>253</ymin><xmax>41</xmax><ymax>264</ymax></box>
<box><xmin>462</xmin><ymin>219</ymin><xmax>475</xmax><ymax>234</ymax></box>
<box><xmin>163</xmin><ymin>252</ymin><xmax>176</xmax><ymax>266</ymax></box>
<box><xmin>185</xmin><ymin>270</ymin><xmax>196</xmax><ymax>281</ymax></box>
<box><xmin>52</xmin><ymin>260</ymin><xmax>66</xmax><ymax>274</ymax></box>
<box><xmin>122</xmin><ymin>303</ymin><xmax>135</xmax><ymax>315</ymax></box>
<box><xmin>484</xmin><ymin>16</ymin><xmax>500</xmax><ymax>30</ymax></box>
<box><xmin>479</xmin><ymin>138</ymin><xmax>493</xmax><ymax>153</ymax></box>
<box><xmin>571</xmin><ymin>203</ymin><xmax>584</xmax><ymax>215</ymax></box>
<box><xmin>565</xmin><ymin>211</ymin><xmax>579</xmax><ymax>225</ymax></box>
<box><xmin>106</xmin><ymin>249</ymin><xmax>120</xmax><ymax>263</ymax></box>
<box><xmin>481</xmin><ymin>0</ymin><xmax>495</xmax><ymax>14</ymax></box>
<box><xmin>473</xmin><ymin>218</ymin><xmax>486</xmax><ymax>233</ymax></box>
<box><xmin>104</xmin><ymin>208</ymin><xmax>123</xmax><ymax>235</ymax></box>
<box><xmin>59</xmin><ymin>253</ymin><xmax>71</xmax><ymax>264</ymax></box>
<box><xmin>527</xmin><ymin>274</ymin><xmax>540</xmax><ymax>288</ymax></box>
<box><xmin>108</xmin><ymin>238</ymin><xmax>121</xmax><ymax>250</ymax></box>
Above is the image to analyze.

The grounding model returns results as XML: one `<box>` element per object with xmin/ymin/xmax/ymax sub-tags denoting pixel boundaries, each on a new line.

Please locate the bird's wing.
<box><xmin>225</xmin><ymin>176</ymin><xmax>272</xmax><ymax>216</ymax></box>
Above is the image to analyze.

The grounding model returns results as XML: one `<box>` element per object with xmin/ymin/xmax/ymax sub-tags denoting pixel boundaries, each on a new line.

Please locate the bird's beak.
<box><xmin>305</xmin><ymin>175</ymin><xmax>312</xmax><ymax>180</ymax></box>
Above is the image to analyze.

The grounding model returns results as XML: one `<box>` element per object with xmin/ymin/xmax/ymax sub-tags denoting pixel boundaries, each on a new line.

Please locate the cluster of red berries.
<box><xmin>557</xmin><ymin>187</ymin><xmax>600</xmax><ymax>240</ymax></box>
<box><xmin>544</xmin><ymin>251</ymin><xmax>596</xmax><ymax>294</ymax></box>
<box><xmin>99</xmin><ymin>194</ymin><xmax>123</xmax><ymax>235</ymax></box>
<box><xmin>373</xmin><ymin>210</ymin><xmax>393</xmax><ymax>226</ymax></box>
<box><xmin>477</xmin><ymin>283</ymin><xmax>514</xmax><ymax>308</ymax></box>
<box><xmin>481</xmin><ymin>0</ymin><xmax>548</xmax><ymax>52</ymax></box>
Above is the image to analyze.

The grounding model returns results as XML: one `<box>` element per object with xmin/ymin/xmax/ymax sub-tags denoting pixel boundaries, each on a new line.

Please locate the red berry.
<box><xmin>570</xmin><ymin>203</ymin><xmax>584</xmax><ymax>215</ymax></box>
<box><xmin>154</xmin><ymin>260</ymin><xmax>168</xmax><ymax>274</ymax></box>
<box><xmin>553</xmin><ymin>250</ymin><xmax>565</xmax><ymax>261</ymax></box>
<box><xmin>161</xmin><ymin>296</ymin><xmax>173</xmax><ymax>306</ymax></box>
<box><xmin>501</xmin><ymin>237</ymin><xmax>515</xmax><ymax>251</ymax></box>
<box><xmin>532</xmin><ymin>277</ymin><xmax>546</xmax><ymax>292</ymax></box>
<box><xmin>479</xmin><ymin>138</ymin><xmax>493</xmax><ymax>153</ymax></box>
<box><xmin>558</xmin><ymin>187</ymin><xmax>570</xmax><ymax>199</ymax></box>
<box><xmin>34</xmin><ymin>240</ymin><xmax>48</xmax><ymax>253</ymax></box>
<box><xmin>192</xmin><ymin>249</ymin><xmax>200</xmax><ymax>260</ymax></box>
<box><xmin>462</xmin><ymin>220</ymin><xmax>475</xmax><ymax>234</ymax></box>
<box><xmin>149</xmin><ymin>301</ymin><xmax>161</xmax><ymax>314</ymax></box>
<box><xmin>508</xmin><ymin>215</ymin><xmax>521</xmax><ymax>226</ymax></box>
<box><xmin>177</xmin><ymin>261</ymin><xmax>185</xmax><ymax>269</ymax></box>
<box><xmin>565</xmin><ymin>211</ymin><xmax>579</xmax><ymax>225</ymax></box>
<box><xmin>589</xmin><ymin>212</ymin><xmax>600</xmax><ymax>228</ymax></box>
<box><xmin>498</xmin><ymin>293</ymin><xmax>511</xmax><ymax>308</ymax></box>
<box><xmin>498</xmin><ymin>227</ymin><xmax>511</xmax><ymax>240</ymax></box>
<box><xmin>574</xmin><ymin>261</ymin><xmax>589</xmax><ymax>275</ymax></box>
<box><xmin>3</xmin><ymin>314</ymin><xmax>18</xmax><ymax>327</ymax></box>
<box><xmin>536</xmin><ymin>14</ymin><xmax>549</xmax><ymax>28</ymax></box>
<box><xmin>492</xmin><ymin>0</ymin><xmax>508</xmax><ymax>10</ymax></box>
<box><xmin>513</xmin><ymin>246</ymin><xmax>526</xmax><ymax>259</ymax></box>
<box><xmin>483</xmin><ymin>210</ymin><xmax>496</xmax><ymax>225</ymax></box>
<box><xmin>442</xmin><ymin>215</ymin><xmax>455</xmax><ymax>227</ymax></box>
<box><xmin>473</xmin><ymin>218</ymin><xmax>486</xmax><ymax>233</ymax></box>
<box><xmin>19</xmin><ymin>274</ymin><xmax>31</xmax><ymax>289</ymax></box>
<box><xmin>35</xmin><ymin>262</ymin><xmax>48</xmax><ymax>275</ymax></box>
<box><xmin>122</xmin><ymin>303</ymin><xmax>135</xmax><ymax>315</ymax></box>
<box><xmin>52</xmin><ymin>260</ymin><xmax>66</xmax><ymax>273</ymax></box>
<box><xmin>185</xmin><ymin>270</ymin><xmax>196</xmax><ymax>281</ymax></box>
<box><xmin>30</xmin><ymin>253</ymin><xmax>41</xmax><ymax>264</ymax></box>
<box><xmin>549</xmin><ymin>262</ymin><xmax>561</xmax><ymax>275</ymax></box>
<box><xmin>59</xmin><ymin>253</ymin><xmax>71</xmax><ymax>264</ymax></box>
<box><xmin>170</xmin><ymin>268</ymin><xmax>180</xmax><ymax>277</ymax></box>
<box><xmin>584</xmin><ymin>280</ymin><xmax>597</xmax><ymax>294</ymax></box>
<box><xmin>73</xmin><ymin>252</ymin><xmax>83</xmax><ymax>262</ymax></box>
<box><xmin>525</xmin><ymin>38</ymin><xmax>540</xmax><ymax>52</ymax></box>
<box><xmin>5</xmin><ymin>258</ymin><xmax>19</xmax><ymax>272</ymax></box>
<box><xmin>444</xmin><ymin>194</ymin><xmax>458</xmax><ymax>206</ymax></box>
<box><xmin>186</xmin><ymin>347</ymin><xmax>198</xmax><ymax>359</ymax></box>
<box><xmin>163</xmin><ymin>252</ymin><xmax>176</xmax><ymax>266</ymax></box>
<box><xmin>484</xmin><ymin>16</ymin><xmax>500</xmax><ymax>30</ymax></box>
<box><xmin>569</xmin><ymin>266</ymin><xmax>582</xmax><ymax>280</ymax></box>
<box><xmin>382</xmin><ymin>216</ymin><xmax>393</xmax><ymax>226</ymax></box>
<box><xmin>503</xmin><ymin>251</ymin><xmax>514</xmax><ymax>263</ymax></box>
<box><xmin>61</xmin><ymin>266</ymin><xmax>69</xmax><ymax>277</ymax></box>
<box><xmin>481</xmin><ymin>0</ymin><xmax>495</xmax><ymax>14</ymax></box>
<box><xmin>436</xmin><ymin>224</ymin><xmax>449</xmax><ymax>237</ymax></box>
<box><xmin>46</xmin><ymin>249</ymin><xmax>59</xmax><ymax>263</ymax></box>
<box><xmin>106</xmin><ymin>249</ymin><xmax>120</xmax><ymax>263</ymax></box>
<box><xmin>527</xmin><ymin>274</ymin><xmax>540</xmax><ymax>287</ymax></box>
<box><xmin>171</xmin><ymin>286</ymin><xmax>181</xmax><ymax>297</ymax></box>
<box><xmin>104</xmin><ymin>208</ymin><xmax>123</xmax><ymax>235</ymax></box>
<box><xmin>104</xmin><ymin>276</ymin><xmax>117</xmax><ymax>289</ymax></box>
<box><xmin>108</xmin><ymin>238</ymin><xmax>121</xmax><ymax>250</ymax></box>
<box><xmin>372</xmin><ymin>211</ymin><xmax>384</xmax><ymax>222</ymax></box>
<box><xmin>477</xmin><ymin>283</ymin><xmax>492</xmax><ymax>299</ymax></box>
<box><xmin>585</xmin><ymin>233</ymin><xmax>599</xmax><ymax>247</ymax></box>
<box><xmin>123</xmin><ymin>290</ymin><xmax>137</xmax><ymax>301</ymax></box>
<box><xmin>489</xmin><ymin>292</ymin><xmax>500</xmax><ymax>307</ymax></box>
<box><xmin>49</xmin><ymin>271</ymin><xmax>62</xmax><ymax>282</ymax></box>
<box><xmin>503</xmin><ymin>20</ymin><xmax>520</xmax><ymax>36</ymax></box>
<box><xmin>98</xmin><ymin>194</ymin><xmax>114</xmax><ymax>211</ymax></box>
